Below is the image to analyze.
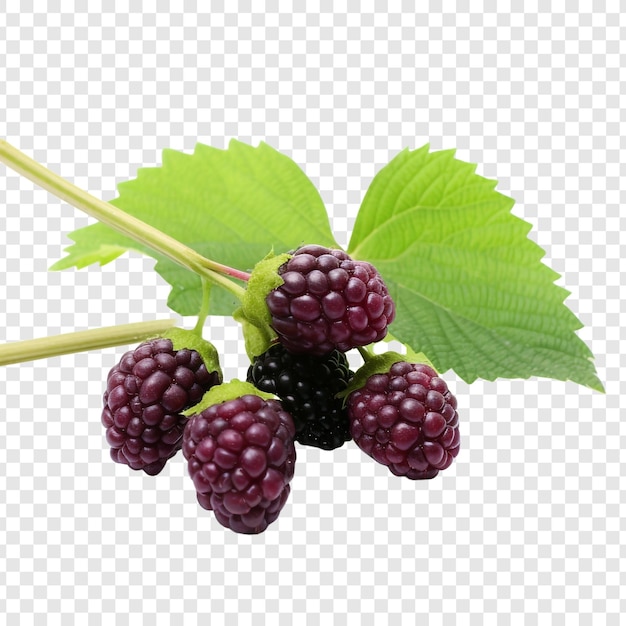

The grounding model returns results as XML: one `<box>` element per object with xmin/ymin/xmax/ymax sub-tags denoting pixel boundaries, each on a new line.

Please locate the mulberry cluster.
<box><xmin>99</xmin><ymin>246</ymin><xmax>459</xmax><ymax>534</ymax></box>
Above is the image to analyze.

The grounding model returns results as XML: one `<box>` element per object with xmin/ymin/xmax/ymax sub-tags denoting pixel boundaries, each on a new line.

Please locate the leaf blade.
<box><xmin>349</xmin><ymin>147</ymin><xmax>603</xmax><ymax>391</ymax></box>
<box><xmin>53</xmin><ymin>140</ymin><xmax>338</xmax><ymax>316</ymax></box>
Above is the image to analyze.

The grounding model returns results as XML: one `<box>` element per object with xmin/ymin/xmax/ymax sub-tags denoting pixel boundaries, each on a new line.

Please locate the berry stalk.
<box><xmin>0</xmin><ymin>140</ymin><xmax>249</xmax><ymax>298</ymax></box>
<box><xmin>193</xmin><ymin>278</ymin><xmax>212</xmax><ymax>336</ymax></box>
<box><xmin>0</xmin><ymin>318</ymin><xmax>176</xmax><ymax>366</ymax></box>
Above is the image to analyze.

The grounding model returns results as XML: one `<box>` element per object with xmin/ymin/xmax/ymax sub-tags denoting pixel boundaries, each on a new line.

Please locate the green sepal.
<box><xmin>234</xmin><ymin>251</ymin><xmax>291</xmax><ymax>360</ymax></box>
<box><xmin>382</xmin><ymin>333</ymin><xmax>436</xmax><ymax>370</ymax></box>
<box><xmin>182</xmin><ymin>379</ymin><xmax>276</xmax><ymax>417</ymax></box>
<box><xmin>337</xmin><ymin>350</ymin><xmax>436</xmax><ymax>402</ymax></box>
<box><xmin>232</xmin><ymin>308</ymin><xmax>276</xmax><ymax>366</ymax></box>
<box><xmin>160</xmin><ymin>327</ymin><xmax>223</xmax><ymax>383</ymax></box>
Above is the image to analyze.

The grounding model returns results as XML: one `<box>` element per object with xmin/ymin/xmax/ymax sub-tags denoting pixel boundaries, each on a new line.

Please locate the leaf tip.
<box><xmin>590</xmin><ymin>380</ymin><xmax>606</xmax><ymax>394</ymax></box>
<box><xmin>411</xmin><ymin>143</ymin><xmax>430</xmax><ymax>154</ymax></box>
<box><xmin>192</xmin><ymin>142</ymin><xmax>215</xmax><ymax>157</ymax></box>
<box><xmin>48</xmin><ymin>259</ymin><xmax>69</xmax><ymax>271</ymax></box>
<box><xmin>228</xmin><ymin>137</ymin><xmax>263</xmax><ymax>152</ymax></box>
<box><xmin>582</xmin><ymin>364</ymin><xmax>605</xmax><ymax>393</ymax></box>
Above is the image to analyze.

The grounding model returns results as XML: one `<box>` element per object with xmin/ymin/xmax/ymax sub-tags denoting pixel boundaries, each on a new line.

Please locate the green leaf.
<box><xmin>52</xmin><ymin>140</ymin><xmax>338</xmax><ymax>316</ymax></box>
<box><xmin>49</xmin><ymin>225</ymin><xmax>129</xmax><ymax>269</ymax></box>
<box><xmin>348</xmin><ymin>146</ymin><xmax>603</xmax><ymax>392</ymax></box>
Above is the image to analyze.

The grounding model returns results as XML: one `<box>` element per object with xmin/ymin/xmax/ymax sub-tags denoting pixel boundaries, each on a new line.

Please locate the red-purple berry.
<box><xmin>266</xmin><ymin>244</ymin><xmax>395</xmax><ymax>356</ymax></box>
<box><xmin>101</xmin><ymin>337</ymin><xmax>221</xmax><ymax>475</ymax></box>
<box><xmin>347</xmin><ymin>361</ymin><xmax>460</xmax><ymax>479</ymax></box>
<box><xmin>182</xmin><ymin>394</ymin><xmax>296</xmax><ymax>534</ymax></box>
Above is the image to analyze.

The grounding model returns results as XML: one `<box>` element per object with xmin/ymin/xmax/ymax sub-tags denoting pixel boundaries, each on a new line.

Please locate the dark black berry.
<box><xmin>247</xmin><ymin>344</ymin><xmax>354</xmax><ymax>450</ymax></box>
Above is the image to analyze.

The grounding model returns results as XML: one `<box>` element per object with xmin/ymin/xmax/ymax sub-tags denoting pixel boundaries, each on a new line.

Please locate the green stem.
<box><xmin>193</xmin><ymin>278</ymin><xmax>212</xmax><ymax>336</ymax></box>
<box><xmin>0</xmin><ymin>140</ymin><xmax>249</xmax><ymax>297</ymax></box>
<box><xmin>357</xmin><ymin>345</ymin><xmax>374</xmax><ymax>362</ymax></box>
<box><xmin>0</xmin><ymin>319</ymin><xmax>176</xmax><ymax>367</ymax></box>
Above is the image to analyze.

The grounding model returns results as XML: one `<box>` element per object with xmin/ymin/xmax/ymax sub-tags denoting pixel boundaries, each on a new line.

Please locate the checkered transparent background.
<box><xmin>1</xmin><ymin>3</ymin><xmax>624</xmax><ymax>624</ymax></box>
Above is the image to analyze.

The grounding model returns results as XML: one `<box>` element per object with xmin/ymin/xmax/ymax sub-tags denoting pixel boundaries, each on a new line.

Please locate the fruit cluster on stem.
<box><xmin>0</xmin><ymin>141</ymin><xmax>461</xmax><ymax>535</ymax></box>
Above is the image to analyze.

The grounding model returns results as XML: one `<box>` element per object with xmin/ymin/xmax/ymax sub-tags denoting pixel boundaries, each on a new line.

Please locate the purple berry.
<box><xmin>101</xmin><ymin>338</ymin><xmax>221</xmax><ymax>475</ymax></box>
<box><xmin>266</xmin><ymin>245</ymin><xmax>396</xmax><ymax>356</ymax></box>
<box><xmin>182</xmin><ymin>394</ymin><xmax>297</xmax><ymax>534</ymax></box>
<box><xmin>347</xmin><ymin>362</ymin><xmax>460</xmax><ymax>479</ymax></box>
<box><xmin>247</xmin><ymin>344</ymin><xmax>354</xmax><ymax>450</ymax></box>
